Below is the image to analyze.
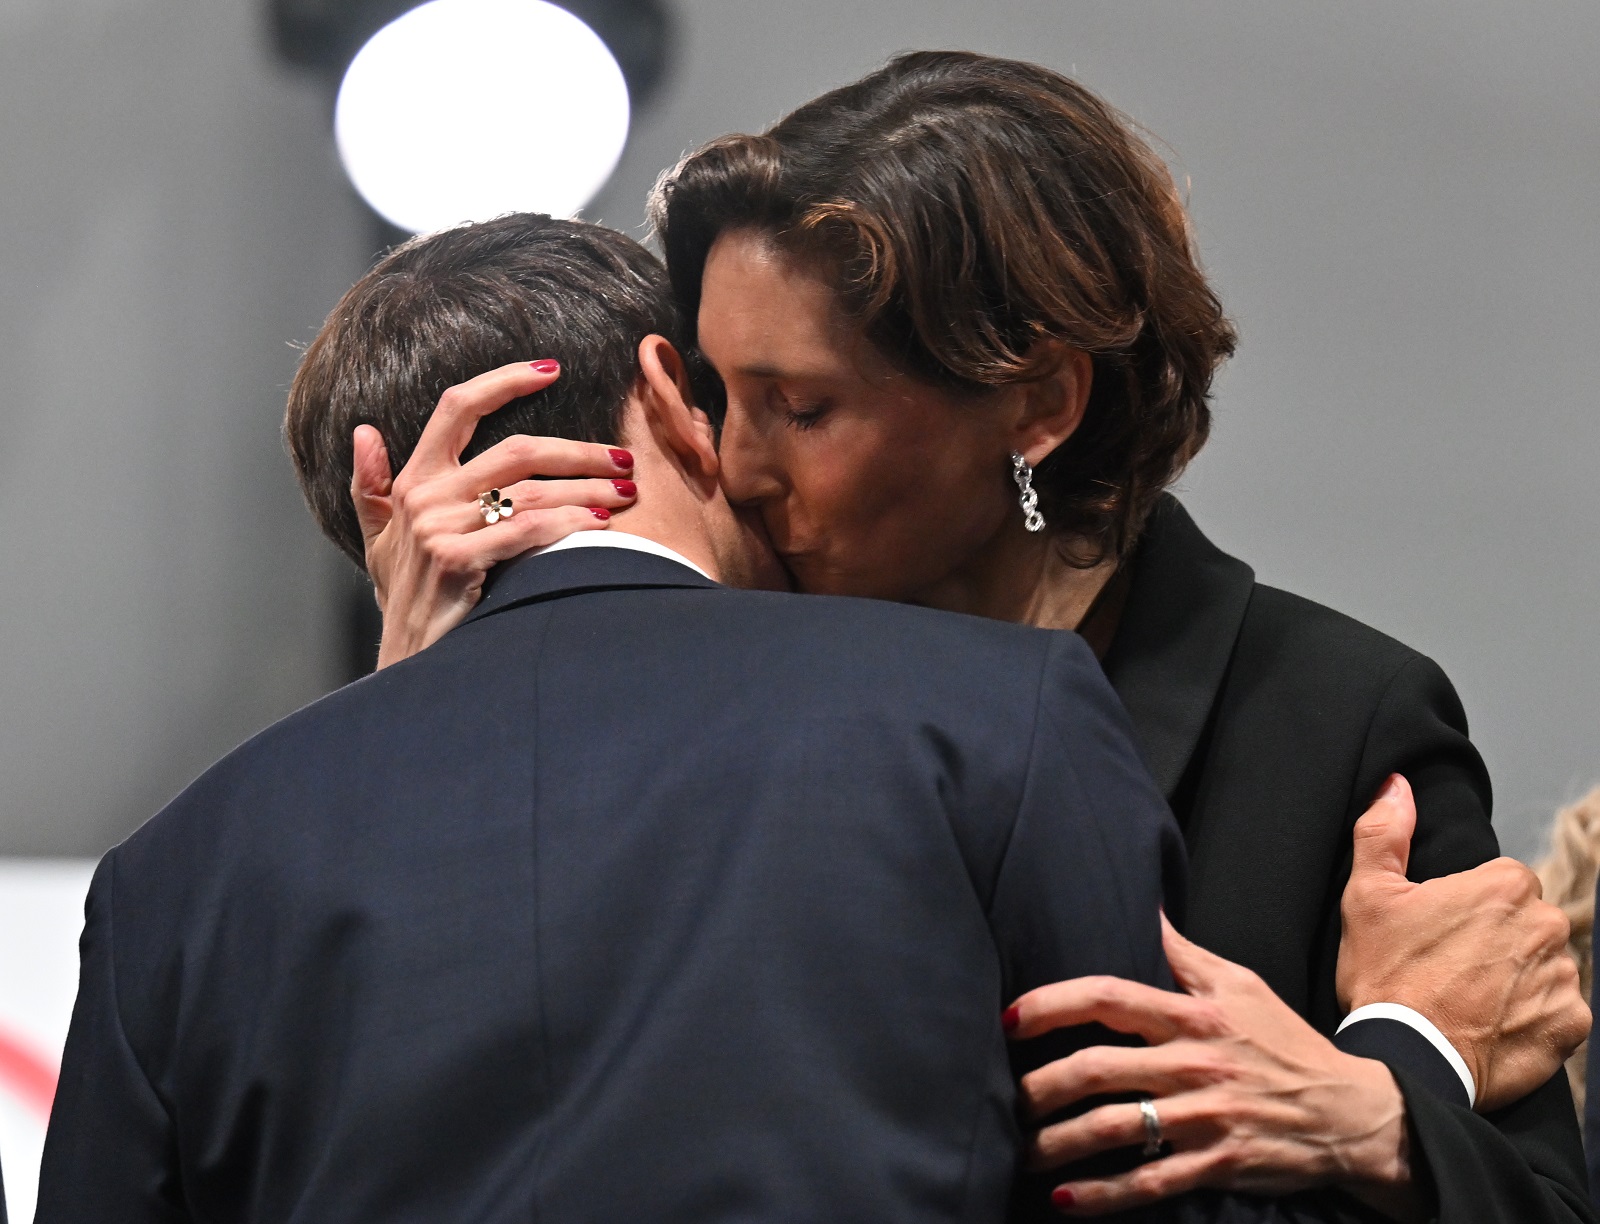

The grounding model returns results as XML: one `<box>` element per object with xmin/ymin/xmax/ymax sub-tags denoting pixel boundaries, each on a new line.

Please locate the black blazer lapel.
<box><xmin>1101</xmin><ymin>496</ymin><xmax>1255</xmax><ymax>804</ymax></box>
<box><xmin>462</xmin><ymin>547</ymin><xmax>719</xmax><ymax>627</ymax></box>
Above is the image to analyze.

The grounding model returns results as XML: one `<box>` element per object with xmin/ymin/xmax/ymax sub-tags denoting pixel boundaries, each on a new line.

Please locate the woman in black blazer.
<box><xmin>339</xmin><ymin>51</ymin><xmax>1588</xmax><ymax>1222</ymax></box>
<box><xmin>1103</xmin><ymin>493</ymin><xmax>1582</xmax><ymax>1218</ymax></box>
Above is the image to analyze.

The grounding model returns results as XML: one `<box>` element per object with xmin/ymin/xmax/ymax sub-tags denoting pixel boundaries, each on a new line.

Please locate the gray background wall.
<box><xmin>2</xmin><ymin>0</ymin><xmax>1596</xmax><ymax>861</ymax></box>
<box><xmin>0</xmin><ymin>0</ymin><xmax>368</xmax><ymax>855</ymax></box>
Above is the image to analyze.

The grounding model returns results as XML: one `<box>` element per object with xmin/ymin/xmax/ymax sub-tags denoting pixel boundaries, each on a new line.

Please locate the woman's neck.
<box><xmin>908</xmin><ymin>525</ymin><xmax>1117</xmax><ymax>632</ymax></box>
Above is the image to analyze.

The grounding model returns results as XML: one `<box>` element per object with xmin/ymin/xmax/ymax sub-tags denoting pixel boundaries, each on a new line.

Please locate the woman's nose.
<box><xmin>717</xmin><ymin>407</ymin><xmax>786</xmax><ymax>507</ymax></box>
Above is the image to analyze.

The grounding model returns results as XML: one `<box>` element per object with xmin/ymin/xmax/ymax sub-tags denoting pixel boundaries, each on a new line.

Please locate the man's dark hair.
<box><xmin>285</xmin><ymin>213</ymin><xmax>690</xmax><ymax>568</ymax></box>
<box><xmin>651</xmin><ymin>51</ymin><xmax>1237</xmax><ymax>564</ymax></box>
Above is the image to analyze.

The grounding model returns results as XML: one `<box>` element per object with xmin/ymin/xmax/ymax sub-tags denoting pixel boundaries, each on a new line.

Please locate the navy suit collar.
<box><xmin>462</xmin><ymin>546</ymin><xmax>719</xmax><ymax>627</ymax></box>
<box><xmin>1101</xmin><ymin>495</ymin><xmax>1255</xmax><ymax>802</ymax></box>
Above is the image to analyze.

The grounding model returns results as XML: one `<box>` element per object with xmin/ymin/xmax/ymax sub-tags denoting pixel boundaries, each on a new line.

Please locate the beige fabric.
<box><xmin>1534</xmin><ymin>786</ymin><xmax>1600</xmax><ymax>1120</ymax></box>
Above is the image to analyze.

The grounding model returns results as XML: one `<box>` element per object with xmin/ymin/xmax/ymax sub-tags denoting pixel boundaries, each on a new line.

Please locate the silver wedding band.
<box><xmin>1138</xmin><ymin>1097</ymin><xmax>1163</xmax><ymax>1158</ymax></box>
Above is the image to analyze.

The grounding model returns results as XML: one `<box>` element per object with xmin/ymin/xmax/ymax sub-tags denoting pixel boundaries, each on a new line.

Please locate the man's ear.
<box><xmin>637</xmin><ymin>334</ymin><xmax>719</xmax><ymax>487</ymax></box>
<box><xmin>1010</xmin><ymin>343</ymin><xmax>1093</xmax><ymax>468</ymax></box>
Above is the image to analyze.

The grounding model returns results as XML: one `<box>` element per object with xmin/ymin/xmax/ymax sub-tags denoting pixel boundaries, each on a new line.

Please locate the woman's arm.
<box><xmin>1007</xmin><ymin>894</ymin><xmax>1425</xmax><ymax>1219</ymax></box>
<box><xmin>1012</xmin><ymin>655</ymin><xmax>1592</xmax><ymax>1222</ymax></box>
<box><xmin>350</xmin><ymin>363</ymin><xmax>639</xmax><ymax>668</ymax></box>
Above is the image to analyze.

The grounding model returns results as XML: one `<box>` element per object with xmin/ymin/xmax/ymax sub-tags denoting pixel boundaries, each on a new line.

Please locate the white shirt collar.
<box><xmin>531</xmin><ymin>529</ymin><xmax>714</xmax><ymax>581</ymax></box>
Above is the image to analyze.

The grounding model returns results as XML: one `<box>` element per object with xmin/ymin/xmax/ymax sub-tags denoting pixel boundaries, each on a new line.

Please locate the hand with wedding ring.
<box><xmin>351</xmin><ymin>360</ymin><xmax>640</xmax><ymax>669</ymax></box>
<box><xmin>1006</xmin><ymin>914</ymin><xmax>1423</xmax><ymax>1220</ymax></box>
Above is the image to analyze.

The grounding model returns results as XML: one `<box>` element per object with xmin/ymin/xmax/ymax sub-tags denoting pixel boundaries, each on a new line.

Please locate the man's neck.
<box><xmin>604</xmin><ymin>506</ymin><xmax>723</xmax><ymax>584</ymax></box>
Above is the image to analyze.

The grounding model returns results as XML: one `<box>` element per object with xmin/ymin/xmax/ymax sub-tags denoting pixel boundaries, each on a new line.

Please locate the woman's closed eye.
<box><xmin>781</xmin><ymin>397</ymin><xmax>833</xmax><ymax>431</ymax></box>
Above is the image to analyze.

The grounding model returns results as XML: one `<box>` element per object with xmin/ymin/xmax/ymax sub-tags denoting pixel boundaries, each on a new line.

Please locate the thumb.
<box><xmin>351</xmin><ymin>424</ymin><xmax>395</xmax><ymax>546</ymax></box>
<box><xmin>1160</xmin><ymin>911</ymin><xmax>1227</xmax><ymax>996</ymax></box>
<box><xmin>1350</xmin><ymin>774</ymin><xmax>1416</xmax><ymax>882</ymax></box>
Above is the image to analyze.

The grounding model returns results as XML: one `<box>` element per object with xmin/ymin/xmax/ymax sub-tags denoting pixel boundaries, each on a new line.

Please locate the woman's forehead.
<box><xmin>699</xmin><ymin>231</ymin><xmax>864</xmax><ymax>380</ymax></box>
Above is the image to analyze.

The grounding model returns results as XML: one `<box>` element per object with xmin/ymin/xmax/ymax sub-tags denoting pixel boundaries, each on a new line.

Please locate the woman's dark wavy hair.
<box><xmin>650</xmin><ymin>50</ymin><xmax>1237</xmax><ymax>563</ymax></box>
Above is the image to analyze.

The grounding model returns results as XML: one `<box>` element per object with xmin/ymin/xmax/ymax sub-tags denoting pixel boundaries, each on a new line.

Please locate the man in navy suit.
<box><xmin>35</xmin><ymin>215</ymin><xmax>1239</xmax><ymax>1222</ymax></box>
<box><xmin>43</xmin><ymin>213</ymin><xmax>1518</xmax><ymax>1222</ymax></box>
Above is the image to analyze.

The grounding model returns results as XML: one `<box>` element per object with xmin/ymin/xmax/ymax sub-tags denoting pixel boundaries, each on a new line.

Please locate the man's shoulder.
<box><xmin>603</xmin><ymin>585</ymin><xmax>1106</xmax><ymax>700</ymax></box>
<box><xmin>116</xmin><ymin>662</ymin><xmax>444</xmax><ymax>869</ymax></box>
<box><xmin>685</xmin><ymin>583</ymin><xmax>1074</xmax><ymax>652</ymax></box>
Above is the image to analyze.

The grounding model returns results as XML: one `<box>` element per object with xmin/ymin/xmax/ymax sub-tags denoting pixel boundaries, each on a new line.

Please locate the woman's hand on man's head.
<box><xmin>351</xmin><ymin>361</ymin><xmax>639</xmax><ymax>669</ymax></box>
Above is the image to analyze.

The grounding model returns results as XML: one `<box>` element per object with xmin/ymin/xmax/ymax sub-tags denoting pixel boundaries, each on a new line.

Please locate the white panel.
<box><xmin>0</xmin><ymin>860</ymin><xmax>96</xmax><ymax>1224</ymax></box>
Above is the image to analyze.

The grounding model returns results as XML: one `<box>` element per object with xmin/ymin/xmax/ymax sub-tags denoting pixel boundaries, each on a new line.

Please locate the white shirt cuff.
<box><xmin>1337</xmin><ymin>1002</ymin><xmax>1476</xmax><ymax>1107</ymax></box>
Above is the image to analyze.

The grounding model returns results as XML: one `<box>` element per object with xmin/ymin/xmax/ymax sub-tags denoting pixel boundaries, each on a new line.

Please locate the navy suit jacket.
<box><xmin>38</xmin><ymin>546</ymin><xmax>1233</xmax><ymax>1223</ymax></box>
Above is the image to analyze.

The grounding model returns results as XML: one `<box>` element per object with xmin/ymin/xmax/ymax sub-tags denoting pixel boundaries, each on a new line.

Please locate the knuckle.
<box><xmin>1072</xmin><ymin>1048</ymin><xmax>1113</xmax><ymax>1091</ymax></box>
<box><xmin>1087</xmin><ymin>1110</ymin><xmax>1126</xmax><ymax>1146</ymax></box>
<box><xmin>1548</xmin><ymin>908</ymin><xmax>1574</xmax><ymax>945</ymax></box>
<box><xmin>1203</xmin><ymin>1089</ymin><xmax>1246</xmax><ymax>1124</ymax></box>
<box><xmin>429</xmin><ymin>539</ymin><xmax>465</xmax><ymax>572</ymax></box>
<box><xmin>1228</xmin><ymin>962</ymin><xmax>1269</xmax><ymax>994</ymax></box>
<box><xmin>507</xmin><ymin>435</ymin><xmax>543</xmax><ymax>465</ymax></box>
<box><xmin>1182</xmin><ymin>999</ymin><xmax>1230</xmax><ymax>1037</ymax></box>
<box><xmin>1569</xmin><ymin>1005</ymin><xmax>1594</xmax><ymax>1042</ymax></box>
<box><xmin>437</xmin><ymin>538</ymin><xmax>483</xmax><ymax>572</ymax></box>
<box><xmin>1497</xmin><ymin>858</ymin><xmax>1539</xmax><ymax>897</ymax></box>
<box><xmin>1018</xmin><ymin>1068</ymin><xmax>1056</xmax><ymax>1112</ymax></box>
<box><xmin>1084</xmin><ymin>977</ymin><xmax>1123</xmax><ymax>1008</ymax></box>
<box><xmin>392</xmin><ymin>477</ymin><xmax>428</xmax><ymax>512</ymax></box>
<box><xmin>1530</xmin><ymin>906</ymin><xmax>1570</xmax><ymax>948</ymax></box>
<box><xmin>1209</xmin><ymin>1140</ymin><xmax>1249</xmax><ymax>1179</ymax></box>
<box><xmin>1190</xmin><ymin>1046</ymin><xmax>1236</xmax><ymax>1084</ymax></box>
<box><xmin>417</xmin><ymin>518</ymin><xmax>456</xmax><ymax>556</ymax></box>
<box><xmin>516</xmin><ymin>484</ymin><xmax>550</xmax><ymax>510</ymax></box>
<box><xmin>1128</xmin><ymin>1163</ymin><xmax>1176</xmax><ymax>1202</ymax></box>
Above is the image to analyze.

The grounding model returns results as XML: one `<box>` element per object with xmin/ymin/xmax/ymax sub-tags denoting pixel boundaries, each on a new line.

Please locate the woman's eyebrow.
<box><xmin>734</xmin><ymin>362</ymin><xmax>836</xmax><ymax>382</ymax></box>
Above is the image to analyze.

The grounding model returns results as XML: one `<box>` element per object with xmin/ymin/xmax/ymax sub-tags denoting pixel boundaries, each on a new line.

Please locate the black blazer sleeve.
<box><xmin>1344</xmin><ymin>655</ymin><xmax>1593</xmax><ymax>1224</ymax></box>
<box><xmin>35</xmin><ymin>854</ymin><xmax>188</xmax><ymax>1224</ymax></box>
<box><xmin>1333</xmin><ymin>1019</ymin><xmax>1470</xmax><ymax>1109</ymax></box>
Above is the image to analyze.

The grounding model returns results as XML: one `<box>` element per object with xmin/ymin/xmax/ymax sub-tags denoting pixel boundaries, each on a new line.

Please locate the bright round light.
<box><xmin>335</xmin><ymin>0</ymin><xmax>630</xmax><ymax>233</ymax></box>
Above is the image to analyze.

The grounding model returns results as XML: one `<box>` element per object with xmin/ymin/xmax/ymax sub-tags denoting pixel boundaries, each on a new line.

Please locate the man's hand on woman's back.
<box><xmin>1337</xmin><ymin>774</ymin><xmax>1591</xmax><ymax>1112</ymax></box>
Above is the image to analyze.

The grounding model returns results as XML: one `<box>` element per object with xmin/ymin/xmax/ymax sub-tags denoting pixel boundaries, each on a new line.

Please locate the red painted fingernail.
<box><xmin>1001</xmin><ymin>1005</ymin><xmax>1021</xmax><ymax>1033</ymax></box>
<box><xmin>590</xmin><ymin>508</ymin><xmax>611</xmax><ymax>520</ymax></box>
<box><xmin>609</xmin><ymin>448</ymin><xmax>633</xmax><ymax>470</ymax></box>
<box><xmin>530</xmin><ymin>359</ymin><xmax>559</xmax><ymax>374</ymax></box>
<box><xmin>612</xmin><ymin>479</ymin><xmax>637</xmax><ymax>498</ymax></box>
<box><xmin>1051</xmin><ymin>1186</ymin><xmax>1077</xmax><ymax>1209</ymax></box>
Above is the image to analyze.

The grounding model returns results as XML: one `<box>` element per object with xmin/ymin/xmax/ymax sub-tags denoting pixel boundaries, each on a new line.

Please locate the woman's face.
<box><xmin>697</xmin><ymin>230</ymin><xmax>1018</xmax><ymax>602</ymax></box>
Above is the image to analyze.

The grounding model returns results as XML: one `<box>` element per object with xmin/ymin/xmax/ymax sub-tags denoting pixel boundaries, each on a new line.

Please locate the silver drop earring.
<box><xmin>1010</xmin><ymin>453</ymin><xmax>1047</xmax><ymax>533</ymax></box>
